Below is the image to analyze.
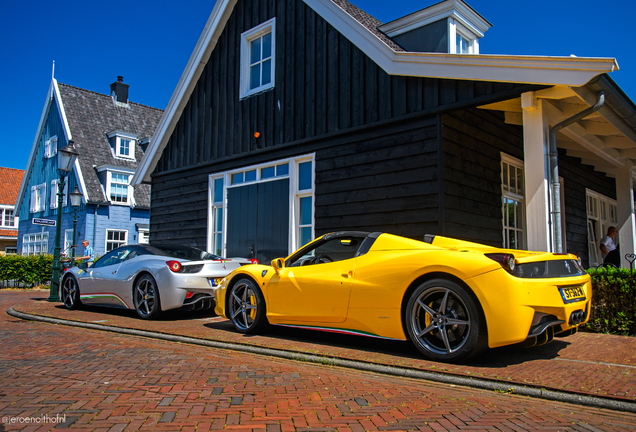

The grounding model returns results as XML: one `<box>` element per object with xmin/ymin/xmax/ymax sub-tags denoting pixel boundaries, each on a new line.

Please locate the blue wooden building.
<box><xmin>15</xmin><ymin>77</ymin><xmax>162</xmax><ymax>256</ymax></box>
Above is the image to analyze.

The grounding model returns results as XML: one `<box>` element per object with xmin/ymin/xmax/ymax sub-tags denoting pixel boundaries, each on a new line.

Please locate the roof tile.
<box><xmin>0</xmin><ymin>167</ymin><xmax>25</xmax><ymax>206</ymax></box>
<box><xmin>330</xmin><ymin>0</ymin><xmax>405</xmax><ymax>51</ymax></box>
<box><xmin>57</xmin><ymin>83</ymin><xmax>163</xmax><ymax>207</ymax></box>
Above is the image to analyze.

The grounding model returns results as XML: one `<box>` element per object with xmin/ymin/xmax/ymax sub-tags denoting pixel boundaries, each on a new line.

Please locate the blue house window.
<box><xmin>109</xmin><ymin>172</ymin><xmax>130</xmax><ymax>204</ymax></box>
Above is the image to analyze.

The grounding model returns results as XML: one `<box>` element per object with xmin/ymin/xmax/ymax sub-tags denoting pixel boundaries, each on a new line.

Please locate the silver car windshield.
<box><xmin>146</xmin><ymin>245</ymin><xmax>223</xmax><ymax>261</ymax></box>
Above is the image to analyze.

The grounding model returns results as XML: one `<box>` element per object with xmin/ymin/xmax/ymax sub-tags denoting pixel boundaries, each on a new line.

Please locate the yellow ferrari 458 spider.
<box><xmin>214</xmin><ymin>231</ymin><xmax>591</xmax><ymax>362</ymax></box>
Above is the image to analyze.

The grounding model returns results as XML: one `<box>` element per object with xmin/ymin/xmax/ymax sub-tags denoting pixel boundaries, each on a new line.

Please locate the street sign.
<box><xmin>32</xmin><ymin>218</ymin><xmax>56</xmax><ymax>226</ymax></box>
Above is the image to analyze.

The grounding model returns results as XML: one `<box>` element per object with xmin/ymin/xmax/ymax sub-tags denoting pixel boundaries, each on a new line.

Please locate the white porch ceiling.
<box><xmin>478</xmin><ymin>86</ymin><xmax>636</xmax><ymax>178</ymax></box>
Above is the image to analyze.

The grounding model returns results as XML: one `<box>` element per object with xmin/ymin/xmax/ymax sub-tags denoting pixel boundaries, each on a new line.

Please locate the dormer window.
<box><xmin>44</xmin><ymin>136</ymin><xmax>58</xmax><ymax>158</ymax></box>
<box><xmin>109</xmin><ymin>172</ymin><xmax>131</xmax><ymax>204</ymax></box>
<box><xmin>95</xmin><ymin>165</ymin><xmax>135</xmax><ymax>206</ymax></box>
<box><xmin>378</xmin><ymin>0</ymin><xmax>490</xmax><ymax>54</ymax></box>
<box><xmin>107</xmin><ymin>131</ymin><xmax>137</xmax><ymax>160</ymax></box>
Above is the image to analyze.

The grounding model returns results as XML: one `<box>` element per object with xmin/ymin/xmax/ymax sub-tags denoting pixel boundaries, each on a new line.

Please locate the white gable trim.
<box><xmin>74</xmin><ymin>159</ymin><xmax>89</xmax><ymax>202</ymax></box>
<box><xmin>132</xmin><ymin>0</ymin><xmax>618</xmax><ymax>185</ymax></box>
<box><xmin>15</xmin><ymin>78</ymin><xmax>74</xmax><ymax>218</ymax></box>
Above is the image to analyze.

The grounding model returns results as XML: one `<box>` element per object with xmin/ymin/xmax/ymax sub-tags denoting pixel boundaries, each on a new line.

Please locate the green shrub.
<box><xmin>0</xmin><ymin>254</ymin><xmax>54</xmax><ymax>288</ymax></box>
<box><xmin>585</xmin><ymin>267</ymin><xmax>636</xmax><ymax>336</ymax></box>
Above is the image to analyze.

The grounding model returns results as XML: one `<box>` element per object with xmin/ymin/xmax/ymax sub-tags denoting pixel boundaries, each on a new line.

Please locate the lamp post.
<box><xmin>69</xmin><ymin>187</ymin><xmax>83</xmax><ymax>266</ymax></box>
<box><xmin>48</xmin><ymin>142</ymin><xmax>79</xmax><ymax>302</ymax></box>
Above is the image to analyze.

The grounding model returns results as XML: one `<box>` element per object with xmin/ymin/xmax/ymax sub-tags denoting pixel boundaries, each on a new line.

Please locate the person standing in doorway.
<box><xmin>600</xmin><ymin>226</ymin><xmax>619</xmax><ymax>267</ymax></box>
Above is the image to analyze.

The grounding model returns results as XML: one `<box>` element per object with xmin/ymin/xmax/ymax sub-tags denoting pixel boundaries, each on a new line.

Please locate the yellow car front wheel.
<box><xmin>405</xmin><ymin>279</ymin><xmax>487</xmax><ymax>363</ymax></box>
<box><xmin>227</xmin><ymin>278</ymin><xmax>268</xmax><ymax>334</ymax></box>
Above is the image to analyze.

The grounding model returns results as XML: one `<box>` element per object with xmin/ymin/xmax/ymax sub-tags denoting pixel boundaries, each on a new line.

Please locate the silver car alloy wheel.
<box><xmin>61</xmin><ymin>276</ymin><xmax>79</xmax><ymax>309</ymax></box>
<box><xmin>135</xmin><ymin>276</ymin><xmax>158</xmax><ymax>318</ymax></box>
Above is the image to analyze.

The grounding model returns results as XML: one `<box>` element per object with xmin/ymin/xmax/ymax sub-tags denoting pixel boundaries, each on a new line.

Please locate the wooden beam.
<box><xmin>504</xmin><ymin>111</ymin><xmax>523</xmax><ymax>125</ymax></box>
<box><xmin>580</xmin><ymin>120</ymin><xmax>621</xmax><ymax>136</ymax></box>
<box><xmin>603</xmin><ymin>136</ymin><xmax>634</xmax><ymax>149</ymax></box>
<box><xmin>534</xmin><ymin>86</ymin><xmax>577</xmax><ymax>100</ymax></box>
<box><xmin>619</xmin><ymin>148</ymin><xmax>636</xmax><ymax>159</ymax></box>
<box><xmin>477</xmin><ymin>99</ymin><xmax>521</xmax><ymax>112</ymax></box>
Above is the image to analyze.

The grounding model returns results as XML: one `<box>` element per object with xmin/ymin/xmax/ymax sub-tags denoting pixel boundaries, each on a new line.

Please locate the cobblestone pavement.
<box><xmin>11</xmin><ymin>291</ymin><xmax>636</xmax><ymax>401</ymax></box>
<box><xmin>2</xmin><ymin>291</ymin><xmax>636</xmax><ymax>431</ymax></box>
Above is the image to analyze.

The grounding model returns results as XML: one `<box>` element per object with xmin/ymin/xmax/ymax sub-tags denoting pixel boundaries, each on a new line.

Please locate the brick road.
<box><xmin>10</xmin><ymin>291</ymin><xmax>636</xmax><ymax>401</ymax></box>
<box><xmin>2</xmin><ymin>291</ymin><xmax>636</xmax><ymax>431</ymax></box>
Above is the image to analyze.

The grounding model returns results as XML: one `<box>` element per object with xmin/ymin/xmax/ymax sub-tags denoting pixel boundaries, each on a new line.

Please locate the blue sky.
<box><xmin>2</xmin><ymin>0</ymin><xmax>634</xmax><ymax>171</ymax></box>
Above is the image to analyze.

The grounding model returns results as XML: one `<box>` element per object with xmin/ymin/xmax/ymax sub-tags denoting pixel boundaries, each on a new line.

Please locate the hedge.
<box><xmin>585</xmin><ymin>267</ymin><xmax>636</xmax><ymax>336</ymax></box>
<box><xmin>0</xmin><ymin>254</ymin><xmax>54</xmax><ymax>288</ymax></box>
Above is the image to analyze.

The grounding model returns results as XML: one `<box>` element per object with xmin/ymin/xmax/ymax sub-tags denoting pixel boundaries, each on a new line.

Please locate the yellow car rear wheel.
<box><xmin>405</xmin><ymin>279</ymin><xmax>487</xmax><ymax>363</ymax></box>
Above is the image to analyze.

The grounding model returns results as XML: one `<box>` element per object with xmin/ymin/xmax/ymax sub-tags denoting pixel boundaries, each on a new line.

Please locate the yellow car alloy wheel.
<box><xmin>405</xmin><ymin>279</ymin><xmax>487</xmax><ymax>362</ymax></box>
<box><xmin>228</xmin><ymin>278</ymin><xmax>268</xmax><ymax>334</ymax></box>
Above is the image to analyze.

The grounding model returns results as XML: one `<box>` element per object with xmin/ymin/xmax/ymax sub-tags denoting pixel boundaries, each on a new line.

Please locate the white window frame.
<box><xmin>501</xmin><ymin>154</ymin><xmax>526</xmax><ymax>250</ymax></box>
<box><xmin>107</xmin><ymin>171</ymin><xmax>132</xmax><ymax>205</ymax></box>
<box><xmin>50</xmin><ymin>179</ymin><xmax>68</xmax><ymax>209</ymax></box>
<box><xmin>44</xmin><ymin>136</ymin><xmax>58</xmax><ymax>159</ymax></box>
<box><xmin>22</xmin><ymin>232</ymin><xmax>48</xmax><ymax>256</ymax></box>
<box><xmin>31</xmin><ymin>183</ymin><xmax>47</xmax><ymax>213</ymax></box>
<box><xmin>64</xmin><ymin>229</ymin><xmax>74</xmax><ymax>254</ymax></box>
<box><xmin>240</xmin><ymin>18</ymin><xmax>276</xmax><ymax>99</ymax></box>
<box><xmin>117</xmin><ymin>138</ymin><xmax>133</xmax><ymax>159</ymax></box>
<box><xmin>449</xmin><ymin>19</ymin><xmax>478</xmax><ymax>54</ymax></box>
<box><xmin>586</xmin><ymin>189</ymin><xmax>618</xmax><ymax>267</ymax></box>
<box><xmin>5</xmin><ymin>247</ymin><xmax>17</xmax><ymax>255</ymax></box>
<box><xmin>209</xmin><ymin>176</ymin><xmax>225</xmax><ymax>257</ymax></box>
<box><xmin>294</xmin><ymin>157</ymin><xmax>315</xmax><ymax>250</ymax></box>
<box><xmin>208</xmin><ymin>154</ymin><xmax>315</xmax><ymax>257</ymax></box>
<box><xmin>138</xmin><ymin>228</ymin><xmax>149</xmax><ymax>244</ymax></box>
<box><xmin>0</xmin><ymin>206</ymin><xmax>16</xmax><ymax>228</ymax></box>
<box><xmin>106</xmin><ymin>229</ymin><xmax>127</xmax><ymax>252</ymax></box>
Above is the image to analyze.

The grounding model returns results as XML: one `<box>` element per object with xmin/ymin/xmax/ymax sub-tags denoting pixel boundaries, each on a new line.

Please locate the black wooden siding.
<box><xmin>314</xmin><ymin>117</ymin><xmax>440</xmax><ymax>238</ymax></box>
<box><xmin>153</xmin><ymin>0</ymin><xmax>535</xmax><ymax>177</ymax></box>
<box><xmin>150</xmin><ymin>0</ymin><xmax>544</xmax><ymax>247</ymax></box>
<box><xmin>440</xmin><ymin>109</ymin><xmax>525</xmax><ymax>246</ymax></box>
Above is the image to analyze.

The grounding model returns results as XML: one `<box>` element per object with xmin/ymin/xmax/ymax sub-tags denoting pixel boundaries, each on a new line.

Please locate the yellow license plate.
<box><xmin>559</xmin><ymin>285</ymin><xmax>586</xmax><ymax>303</ymax></box>
<box><xmin>211</xmin><ymin>278</ymin><xmax>224</xmax><ymax>287</ymax></box>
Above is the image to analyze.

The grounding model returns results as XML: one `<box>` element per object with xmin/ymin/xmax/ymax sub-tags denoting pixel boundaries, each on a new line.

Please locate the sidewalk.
<box><xmin>8</xmin><ymin>290</ymin><xmax>636</xmax><ymax>407</ymax></box>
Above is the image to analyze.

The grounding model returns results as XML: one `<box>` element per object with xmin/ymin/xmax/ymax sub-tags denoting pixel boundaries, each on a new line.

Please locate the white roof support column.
<box><xmin>522</xmin><ymin>92</ymin><xmax>551</xmax><ymax>252</ymax></box>
<box><xmin>615</xmin><ymin>161</ymin><xmax>636</xmax><ymax>268</ymax></box>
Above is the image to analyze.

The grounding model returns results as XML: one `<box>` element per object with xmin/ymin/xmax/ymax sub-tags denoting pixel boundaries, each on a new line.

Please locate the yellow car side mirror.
<box><xmin>271</xmin><ymin>258</ymin><xmax>284</xmax><ymax>275</ymax></box>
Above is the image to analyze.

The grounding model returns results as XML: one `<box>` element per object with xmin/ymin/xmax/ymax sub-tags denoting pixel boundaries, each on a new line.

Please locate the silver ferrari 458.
<box><xmin>60</xmin><ymin>244</ymin><xmax>255</xmax><ymax>319</ymax></box>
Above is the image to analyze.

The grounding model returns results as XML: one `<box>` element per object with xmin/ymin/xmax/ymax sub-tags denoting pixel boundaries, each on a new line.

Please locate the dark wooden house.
<box><xmin>134</xmin><ymin>0</ymin><xmax>636</xmax><ymax>268</ymax></box>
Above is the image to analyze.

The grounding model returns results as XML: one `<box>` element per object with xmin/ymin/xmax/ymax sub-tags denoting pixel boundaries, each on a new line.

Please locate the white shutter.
<box><xmin>50</xmin><ymin>180</ymin><xmax>58</xmax><ymax>209</ymax></box>
<box><xmin>30</xmin><ymin>186</ymin><xmax>36</xmax><ymax>213</ymax></box>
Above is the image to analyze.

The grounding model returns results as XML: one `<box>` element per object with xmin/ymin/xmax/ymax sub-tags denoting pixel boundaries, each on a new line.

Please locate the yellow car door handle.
<box><xmin>341</xmin><ymin>271</ymin><xmax>353</xmax><ymax>278</ymax></box>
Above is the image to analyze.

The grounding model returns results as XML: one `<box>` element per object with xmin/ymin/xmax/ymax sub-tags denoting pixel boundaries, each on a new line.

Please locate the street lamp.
<box><xmin>48</xmin><ymin>141</ymin><xmax>79</xmax><ymax>302</ymax></box>
<box><xmin>69</xmin><ymin>187</ymin><xmax>83</xmax><ymax>266</ymax></box>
